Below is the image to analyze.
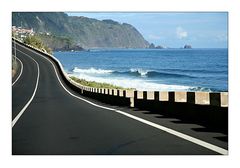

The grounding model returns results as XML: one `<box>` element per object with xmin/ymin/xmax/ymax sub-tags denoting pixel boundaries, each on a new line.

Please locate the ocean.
<box><xmin>53</xmin><ymin>48</ymin><xmax>228</xmax><ymax>92</ymax></box>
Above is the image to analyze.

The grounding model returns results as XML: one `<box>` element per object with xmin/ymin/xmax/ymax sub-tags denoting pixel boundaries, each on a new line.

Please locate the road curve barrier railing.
<box><xmin>13</xmin><ymin>38</ymin><xmax>228</xmax><ymax>132</ymax></box>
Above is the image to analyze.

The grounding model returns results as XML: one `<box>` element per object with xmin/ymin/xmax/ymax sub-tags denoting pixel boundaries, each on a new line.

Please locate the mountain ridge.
<box><xmin>12</xmin><ymin>12</ymin><xmax>149</xmax><ymax>49</ymax></box>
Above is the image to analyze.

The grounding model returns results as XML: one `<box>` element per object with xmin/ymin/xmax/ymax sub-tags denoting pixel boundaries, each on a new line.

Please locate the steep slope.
<box><xmin>12</xmin><ymin>12</ymin><xmax>149</xmax><ymax>48</ymax></box>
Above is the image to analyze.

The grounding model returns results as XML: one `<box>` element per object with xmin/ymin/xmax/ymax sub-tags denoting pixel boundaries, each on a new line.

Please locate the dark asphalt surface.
<box><xmin>12</xmin><ymin>46</ymin><xmax>38</xmax><ymax>119</ymax></box>
<box><xmin>12</xmin><ymin>42</ymin><xmax>227</xmax><ymax>155</ymax></box>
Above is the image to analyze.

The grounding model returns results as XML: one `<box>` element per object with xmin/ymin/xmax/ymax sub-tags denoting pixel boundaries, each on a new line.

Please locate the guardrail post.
<box><xmin>160</xmin><ymin>92</ymin><xmax>169</xmax><ymax>101</ymax></box>
<box><xmin>195</xmin><ymin>92</ymin><xmax>210</xmax><ymax>105</ymax></box>
<box><xmin>125</xmin><ymin>90</ymin><xmax>134</xmax><ymax>108</ymax></box>
<box><xmin>175</xmin><ymin>92</ymin><xmax>187</xmax><ymax>102</ymax></box>
<box><xmin>220</xmin><ymin>92</ymin><xmax>228</xmax><ymax>107</ymax></box>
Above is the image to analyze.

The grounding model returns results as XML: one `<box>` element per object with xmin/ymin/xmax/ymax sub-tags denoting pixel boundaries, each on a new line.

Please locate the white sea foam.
<box><xmin>70</xmin><ymin>66</ymin><xmax>213</xmax><ymax>91</ymax></box>
<box><xmin>130</xmin><ymin>68</ymin><xmax>149</xmax><ymax>77</ymax></box>
<box><xmin>73</xmin><ymin>67</ymin><xmax>113</xmax><ymax>75</ymax></box>
<box><xmin>69</xmin><ymin>72</ymin><xmax>197</xmax><ymax>91</ymax></box>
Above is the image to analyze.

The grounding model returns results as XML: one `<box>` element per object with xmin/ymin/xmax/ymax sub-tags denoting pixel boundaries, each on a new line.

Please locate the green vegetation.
<box><xmin>37</xmin><ymin>34</ymin><xmax>73</xmax><ymax>50</ymax></box>
<box><xmin>37</xmin><ymin>34</ymin><xmax>84</xmax><ymax>51</ymax></box>
<box><xmin>70</xmin><ymin>76</ymin><xmax>134</xmax><ymax>90</ymax></box>
<box><xmin>13</xmin><ymin>12</ymin><xmax>149</xmax><ymax>48</ymax></box>
<box><xmin>12</xmin><ymin>56</ymin><xmax>18</xmax><ymax>77</ymax></box>
<box><xmin>23</xmin><ymin>35</ymin><xmax>52</xmax><ymax>54</ymax></box>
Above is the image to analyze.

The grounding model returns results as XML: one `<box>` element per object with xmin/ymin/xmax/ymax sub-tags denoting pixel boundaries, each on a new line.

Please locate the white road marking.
<box><xmin>12</xmin><ymin>49</ymin><xmax>40</xmax><ymax>127</ymax></box>
<box><xmin>12</xmin><ymin>56</ymin><xmax>23</xmax><ymax>86</ymax></box>
<box><xmin>114</xmin><ymin>110</ymin><xmax>228</xmax><ymax>155</ymax></box>
<box><xmin>18</xmin><ymin>43</ymin><xmax>228</xmax><ymax>155</ymax></box>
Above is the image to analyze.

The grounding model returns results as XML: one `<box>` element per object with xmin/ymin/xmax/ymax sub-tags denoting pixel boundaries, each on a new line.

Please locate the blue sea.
<box><xmin>53</xmin><ymin>48</ymin><xmax>228</xmax><ymax>92</ymax></box>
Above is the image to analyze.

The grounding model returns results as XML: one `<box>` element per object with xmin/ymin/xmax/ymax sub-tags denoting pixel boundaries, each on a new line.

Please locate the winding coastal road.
<box><xmin>12</xmin><ymin>41</ymin><xmax>228</xmax><ymax>155</ymax></box>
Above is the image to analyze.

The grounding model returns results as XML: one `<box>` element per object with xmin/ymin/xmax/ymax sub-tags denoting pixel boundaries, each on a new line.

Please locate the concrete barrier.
<box><xmin>175</xmin><ymin>92</ymin><xmax>187</xmax><ymax>102</ymax></box>
<box><xmin>160</xmin><ymin>92</ymin><xmax>169</xmax><ymax>101</ymax></box>
<box><xmin>221</xmin><ymin>92</ymin><xmax>228</xmax><ymax>107</ymax></box>
<box><xmin>132</xmin><ymin>91</ymin><xmax>228</xmax><ymax>133</ymax></box>
<box><xmin>14</xmin><ymin>39</ymin><xmax>228</xmax><ymax>133</ymax></box>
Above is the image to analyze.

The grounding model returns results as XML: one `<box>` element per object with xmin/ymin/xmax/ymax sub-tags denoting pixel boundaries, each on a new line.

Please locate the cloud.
<box><xmin>176</xmin><ymin>26</ymin><xmax>188</xmax><ymax>39</ymax></box>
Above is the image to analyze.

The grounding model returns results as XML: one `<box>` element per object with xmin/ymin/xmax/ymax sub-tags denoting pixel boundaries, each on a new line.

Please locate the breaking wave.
<box><xmin>73</xmin><ymin>67</ymin><xmax>113</xmax><ymax>74</ymax></box>
<box><xmin>70</xmin><ymin>67</ymin><xmax>213</xmax><ymax>92</ymax></box>
<box><xmin>72</xmin><ymin>67</ymin><xmax>196</xmax><ymax>78</ymax></box>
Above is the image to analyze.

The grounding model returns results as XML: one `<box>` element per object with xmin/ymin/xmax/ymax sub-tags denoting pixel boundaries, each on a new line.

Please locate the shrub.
<box><xmin>24</xmin><ymin>35</ymin><xmax>52</xmax><ymax>54</ymax></box>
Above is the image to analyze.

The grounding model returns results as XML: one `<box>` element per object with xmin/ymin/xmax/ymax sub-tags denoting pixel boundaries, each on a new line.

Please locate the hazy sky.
<box><xmin>67</xmin><ymin>12</ymin><xmax>228</xmax><ymax>48</ymax></box>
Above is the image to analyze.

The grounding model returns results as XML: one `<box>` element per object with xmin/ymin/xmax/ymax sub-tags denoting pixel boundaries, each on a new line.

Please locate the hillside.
<box><xmin>12</xmin><ymin>12</ymin><xmax>149</xmax><ymax>49</ymax></box>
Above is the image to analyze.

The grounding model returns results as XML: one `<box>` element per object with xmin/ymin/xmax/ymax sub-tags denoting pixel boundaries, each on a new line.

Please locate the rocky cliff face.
<box><xmin>12</xmin><ymin>12</ymin><xmax>149</xmax><ymax>49</ymax></box>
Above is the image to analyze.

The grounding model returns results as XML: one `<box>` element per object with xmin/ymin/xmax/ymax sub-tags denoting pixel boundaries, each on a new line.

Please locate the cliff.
<box><xmin>12</xmin><ymin>12</ymin><xmax>149</xmax><ymax>49</ymax></box>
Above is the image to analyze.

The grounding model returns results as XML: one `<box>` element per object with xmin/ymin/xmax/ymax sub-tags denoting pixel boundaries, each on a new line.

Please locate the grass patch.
<box><xmin>70</xmin><ymin>76</ymin><xmax>134</xmax><ymax>90</ymax></box>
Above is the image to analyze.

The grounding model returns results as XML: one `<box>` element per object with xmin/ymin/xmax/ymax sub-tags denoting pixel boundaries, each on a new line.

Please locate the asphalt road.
<box><xmin>12</xmin><ymin>42</ymin><xmax>228</xmax><ymax>155</ymax></box>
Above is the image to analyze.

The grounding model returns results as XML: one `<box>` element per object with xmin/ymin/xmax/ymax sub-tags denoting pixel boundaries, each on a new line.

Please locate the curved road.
<box><xmin>12</xmin><ymin>42</ymin><xmax>227</xmax><ymax>155</ymax></box>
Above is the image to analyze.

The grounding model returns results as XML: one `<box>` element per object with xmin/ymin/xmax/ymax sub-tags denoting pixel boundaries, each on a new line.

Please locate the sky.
<box><xmin>67</xmin><ymin>12</ymin><xmax>228</xmax><ymax>48</ymax></box>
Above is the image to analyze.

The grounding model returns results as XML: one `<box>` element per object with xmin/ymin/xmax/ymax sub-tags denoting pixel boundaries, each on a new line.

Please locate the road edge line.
<box><xmin>12</xmin><ymin>56</ymin><xmax>23</xmax><ymax>86</ymax></box>
<box><xmin>12</xmin><ymin>49</ymin><xmax>40</xmax><ymax>127</ymax></box>
<box><xmin>19</xmin><ymin>43</ymin><xmax>228</xmax><ymax>155</ymax></box>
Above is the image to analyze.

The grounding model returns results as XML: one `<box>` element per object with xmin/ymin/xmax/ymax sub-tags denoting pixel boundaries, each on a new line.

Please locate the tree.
<box><xmin>24</xmin><ymin>35</ymin><xmax>52</xmax><ymax>54</ymax></box>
